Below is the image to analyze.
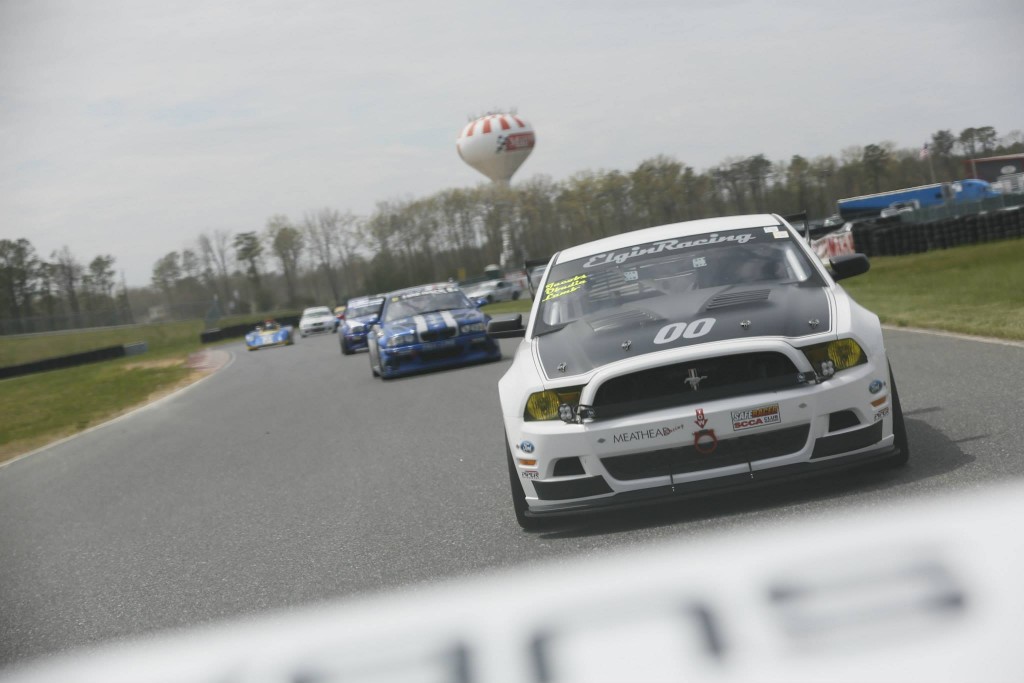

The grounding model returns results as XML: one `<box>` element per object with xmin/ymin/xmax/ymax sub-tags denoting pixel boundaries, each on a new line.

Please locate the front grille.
<box><xmin>592</xmin><ymin>352</ymin><xmax>801</xmax><ymax>421</ymax></box>
<box><xmin>602</xmin><ymin>424</ymin><xmax>810</xmax><ymax>480</ymax></box>
<box><xmin>420</xmin><ymin>327</ymin><xmax>457</xmax><ymax>343</ymax></box>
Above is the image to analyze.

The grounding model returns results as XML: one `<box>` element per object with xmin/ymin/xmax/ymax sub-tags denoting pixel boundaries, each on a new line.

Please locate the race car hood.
<box><xmin>384</xmin><ymin>308</ymin><xmax>484</xmax><ymax>340</ymax></box>
<box><xmin>534</xmin><ymin>283</ymin><xmax>832</xmax><ymax>379</ymax></box>
<box><xmin>344</xmin><ymin>313</ymin><xmax>379</xmax><ymax>331</ymax></box>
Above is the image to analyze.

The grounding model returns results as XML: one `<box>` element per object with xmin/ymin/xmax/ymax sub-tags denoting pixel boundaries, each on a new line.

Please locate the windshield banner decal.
<box><xmin>583</xmin><ymin>233</ymin><xmax>756</xmax><ymax>268</ymax></box>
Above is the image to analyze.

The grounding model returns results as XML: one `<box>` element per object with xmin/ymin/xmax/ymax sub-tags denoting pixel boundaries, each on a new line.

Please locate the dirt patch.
<box><xmin>122</xmin><ymin>358</ymin><xmax>185</xmax><ymax>370</ymax></box>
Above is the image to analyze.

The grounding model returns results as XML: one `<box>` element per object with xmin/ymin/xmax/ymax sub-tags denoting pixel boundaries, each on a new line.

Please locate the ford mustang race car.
<box><xmin>340</xmin><ymin>295</ymin><xmax>384</xmax><ymax>355</ymax></box>
<box><xmin>367</xmin><ymin>283</ymin><xmax>501</xmax><ymax>379</ymax></box>
<box><xmin>489</xmin><ymin>214</ymin><xmax>909</xmax><ymax>529</ymax></box>
<box><xmin>245</xmin><ymin>320</ymin><xmax>294</xmax><ymax>351</ymax></box>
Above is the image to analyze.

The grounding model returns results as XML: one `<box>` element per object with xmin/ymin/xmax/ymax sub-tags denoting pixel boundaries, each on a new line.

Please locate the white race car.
<box><xmin>489</xmin><ymin>214</ymin><xmax>909</xmax><ymax>529</ymax></box>
<box><xmin>466</xmin><ymin>279</ymin><xmax>523</xmax><ymax>304</ymax></box>
<box><xmin>299</xmin><ymin>306</ymin><xmax>338</xmax><ymax>337</ymax></box>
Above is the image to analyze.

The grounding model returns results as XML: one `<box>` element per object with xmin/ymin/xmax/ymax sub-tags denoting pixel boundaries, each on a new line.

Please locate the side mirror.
<box><xmin>830</xmin><ymin>253</ymin><xmax>870</xmax><ymax>281</ymax></box>
<box><xmin>487</xmin><ymin>315</ymin><xmax>526</xmax><ymax>339</ymax></box>
<box><xmin>474</xmin><ymin>297</ymin><xmax>489</xmax><ymax>308</ymax></box>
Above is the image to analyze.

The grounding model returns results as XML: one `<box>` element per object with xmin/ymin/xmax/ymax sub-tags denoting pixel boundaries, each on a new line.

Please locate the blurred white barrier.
<box><xmin>5</xmin><ymin>483</ymin><xmax>1024</xmax><ymax>683</ymax></box>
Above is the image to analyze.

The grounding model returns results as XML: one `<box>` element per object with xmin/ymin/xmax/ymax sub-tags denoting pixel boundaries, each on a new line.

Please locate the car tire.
<box><xmin>506</xmin><ymin>437</ymin><xmax>542</xmax><ymax>531</ymax></box>
<box><xmin>341</xmin><ymin>339</ymin><xmax>353</xmax><ymax>355</ymax></box>
<box><xmin>486</xmin><ymin>295</ymin><xmax>494</xmax><ymax>304</ymax></box>
<box><xmin>512</xmin><ymin>291</ymin><xmax>520</xmax><ymax>300</ymax></box>
<box><xmin>888</xmin><ymin>364</ymin><xmax>910</xmax><ymax>467</ymax></box>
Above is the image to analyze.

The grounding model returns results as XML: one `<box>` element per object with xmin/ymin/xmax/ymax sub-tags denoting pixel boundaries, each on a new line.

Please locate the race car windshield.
<box><xmin>346</xmin><ymin>301</ymin><xmax>383</xmax><ymax>318</ymax></box>
<box><xmin>304</xmin><ymin>308</ymin><xmax>332</xmax><ymax>317</ymax></box>
<box><xmin>534</xmin><ymin>226</ymin><xmax>824</xmax><ymax>336</ymax></box>
<box><xmin>384</xmin><ymin>290</ymin><xmax>472</xmax><ymax>322</ymax></box>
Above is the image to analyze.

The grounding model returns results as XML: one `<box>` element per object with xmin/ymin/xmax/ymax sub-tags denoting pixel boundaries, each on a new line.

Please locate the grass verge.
<box><xmin>0</xmin><ymin>311</ymin><xmax>295</xmax><ymax>464</ymax></box>
<box><xmin>0</xmin><ymin>358</ymin><xmax>198</xmax><ymax>464</ymax></box>
<box><xmin>0</xmin><ymin>310</ymin><xmax>298</xmax><ymax>367</ymax></box>
<box><xmin>841</xmin><ymin>239</ymin><xmax>1024</xmax><ymax>340</ymax></box>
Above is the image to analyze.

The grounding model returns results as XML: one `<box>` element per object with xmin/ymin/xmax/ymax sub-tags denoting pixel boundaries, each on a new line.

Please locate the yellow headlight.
<box><xmin>801</xmin><ymin>339</ymin><xmax>867</xmax><ymax>374</ymax></box>
<box><xmin>525</xmin><ymin>391</ymin><xmax>561</xmax><ymax>421</ymax></box>
<box><xmin>524</xmin><ymin>387</ymin><xmax>583</xmax><ymax>421</ymax></box>
<box><xmin>827</xmin><ymin>339</ymin><xmax>864</xmax><ymax>369</ymax></box>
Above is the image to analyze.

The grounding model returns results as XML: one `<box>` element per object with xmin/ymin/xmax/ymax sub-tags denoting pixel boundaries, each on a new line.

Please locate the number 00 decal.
<box><xmin>653</xmin><ymin>317</ymin><xmax>716</xmax><ymax>345</ymax></box>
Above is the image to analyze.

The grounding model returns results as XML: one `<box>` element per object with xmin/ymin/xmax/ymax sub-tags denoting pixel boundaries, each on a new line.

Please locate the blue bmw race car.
<box><xmin>245</xmin><ymin>320</ymin><xmax>294</xmax><ymax>351</ymax></box>
<box><xmin>339</xmin><ymin>295</ymin><xmax>385</xmax><ymax>355</ymax></box>
<box><xmin>367</xmin><ymin>283</ymin><xmax>501</xmax><ymax>379</ymax></box>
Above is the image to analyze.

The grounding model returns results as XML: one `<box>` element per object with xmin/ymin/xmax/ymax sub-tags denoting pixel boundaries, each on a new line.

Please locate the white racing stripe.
<box><xmin>413</xmin><ymin>315</ymin><xmax>428</xmax><ymax>339</ymax></box>
<box><xmin>440</xmin><ymin>310</ymin><xmax>457</xmax><ymax>330</ymax></box>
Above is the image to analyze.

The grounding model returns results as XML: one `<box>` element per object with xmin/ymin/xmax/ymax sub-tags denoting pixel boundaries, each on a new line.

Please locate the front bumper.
<box><xmin>301</xmin><ymin>322</ymin><xmax>334</xmax><ymax>334</ymax></box>
<box><xmin>525</xmin><ymin>442</ymin><xmax>899</xmax><ymax>517</ymax></box>
<box><xmin>343</xmin><ymin>330</ymin><xmax>370</xmax><ymax>350</ymax></box>
<box><xmin>379</xmin><ymin>333</ymin><xmax>500</xmax><ymax>377</ymax></box>
<box><xmin>510</xmin><ymin>363</ymin><xmax>898</xmax><ymax>517</ymax></box>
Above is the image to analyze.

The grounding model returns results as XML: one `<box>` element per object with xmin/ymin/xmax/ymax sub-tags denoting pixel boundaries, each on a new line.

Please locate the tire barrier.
<box><xmin>0</xmin><ymin>342</ymin><xmax>146</xmax><ymax>380</ymax></box>
<box><xmin>199</xmin><ymin>315</ymin><xmax>302</xmax><ymax>344</ymax></box>
<box><xmin>850</xmin><ymin>206</ymin><xmax>1024</xmax><ymax>257</ymax></box>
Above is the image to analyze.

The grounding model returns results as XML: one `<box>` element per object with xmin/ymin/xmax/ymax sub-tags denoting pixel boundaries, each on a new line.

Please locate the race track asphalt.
<box><xmin>1</xmin><ymin>327</ymin><xmax>1023</xmax><ymax>665</ymax></box>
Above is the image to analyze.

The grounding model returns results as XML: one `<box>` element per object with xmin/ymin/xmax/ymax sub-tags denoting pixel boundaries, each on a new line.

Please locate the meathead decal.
<box><xmin>731</xmin><ymin>403</ymin><xmax>781</xmax><ymax>431</ymax></box>
<box><xmin>612</xmin><ymin>424</ymin><xmax>685</xmax><ymax>444</ymax></box>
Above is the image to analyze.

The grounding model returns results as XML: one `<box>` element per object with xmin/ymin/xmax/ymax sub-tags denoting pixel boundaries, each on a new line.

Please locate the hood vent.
<box><xmin>705</xmin><ymin>289</ymin><xmax>771</xmax><ymax>310</ymax></box>
<box><xmin>586</xmin><ymin>309</ymin><xmax>665</xmax><ymax>334</ymax></box>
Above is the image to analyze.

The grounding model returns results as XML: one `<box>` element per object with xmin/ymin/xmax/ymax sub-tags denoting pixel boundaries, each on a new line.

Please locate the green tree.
<box><xmin>862</xmin><ymin>144</ymin><xmax>890</xmax><ymax>192</ymax></box>
<box><xmin>0</xmin><ymin>238</ymin><xmax>39</xmax><ymax>321</ymax></box>
<box><xmin>151</xmin><ymin>252</ymin><xmax>181</xmax><ymax>307</ymax></box>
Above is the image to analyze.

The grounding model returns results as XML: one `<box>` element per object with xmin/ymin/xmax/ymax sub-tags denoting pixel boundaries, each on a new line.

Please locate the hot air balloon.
<box><xmin>456</xmin><ymin>113</ymin><xmax>536</xmax><ymax>267</ymax></box>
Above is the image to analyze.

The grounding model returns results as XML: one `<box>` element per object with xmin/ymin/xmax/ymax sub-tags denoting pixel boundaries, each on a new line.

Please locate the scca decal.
<box><xmin>653</xmin><ymin>318</ymin><xmax>716</xmax><ymax>345</ymax></box>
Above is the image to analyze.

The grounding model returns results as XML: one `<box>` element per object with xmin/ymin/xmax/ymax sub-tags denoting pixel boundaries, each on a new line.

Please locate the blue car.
<box><xmin>245</xmin><ymin>320</ymin><xmax>294</xmax><ymax>351</ymax></box>
<box><xmin>339</xmin><ymin>295</ymin><xmax>385</xmax><ymax>355</ymax></box>
<box><xmin>367</xmin><ymin>283</ymin><xmax>501</xmax><ymax>379</ymax></box>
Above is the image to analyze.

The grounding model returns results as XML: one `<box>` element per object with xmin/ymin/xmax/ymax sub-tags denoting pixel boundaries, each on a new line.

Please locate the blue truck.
<box><xmin>837</xmin><ymin>179</ymin><xmax>999</xmax><ymax>221</ymax></box>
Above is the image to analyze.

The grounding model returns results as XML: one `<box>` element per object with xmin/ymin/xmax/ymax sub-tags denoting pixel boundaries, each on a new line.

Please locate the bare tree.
<box><xmin>304</xmin><ymin>208</ymin><xmax>359</xmax><ymax>303</ymax></box>
<box><xmin>52</xmin><ymin>246</ymin><xmax>82</xmax><ymax>315</ymax></box>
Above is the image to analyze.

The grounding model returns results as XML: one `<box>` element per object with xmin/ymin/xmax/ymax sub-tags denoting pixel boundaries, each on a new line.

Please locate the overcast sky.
<box><xmin>2</xmin><ymin>0</ymin><xmax>1021</xmax><ymax>285</ymax></box>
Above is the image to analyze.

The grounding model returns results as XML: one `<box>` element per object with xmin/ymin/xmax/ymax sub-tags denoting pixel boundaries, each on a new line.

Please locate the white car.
<box><xmin>298</xmin><ymin>306</ymin><xmax>338</xmax><ymax>336</ymax></box>
<box><xmin>489</xmin><ymin>214</ymin><xmax>909</xmax><ymax>529</ymax></box>
<box><xmin>466</xmin><ymin>279</ymin><xmax>522</xmax><ymax>304</ymax></box>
